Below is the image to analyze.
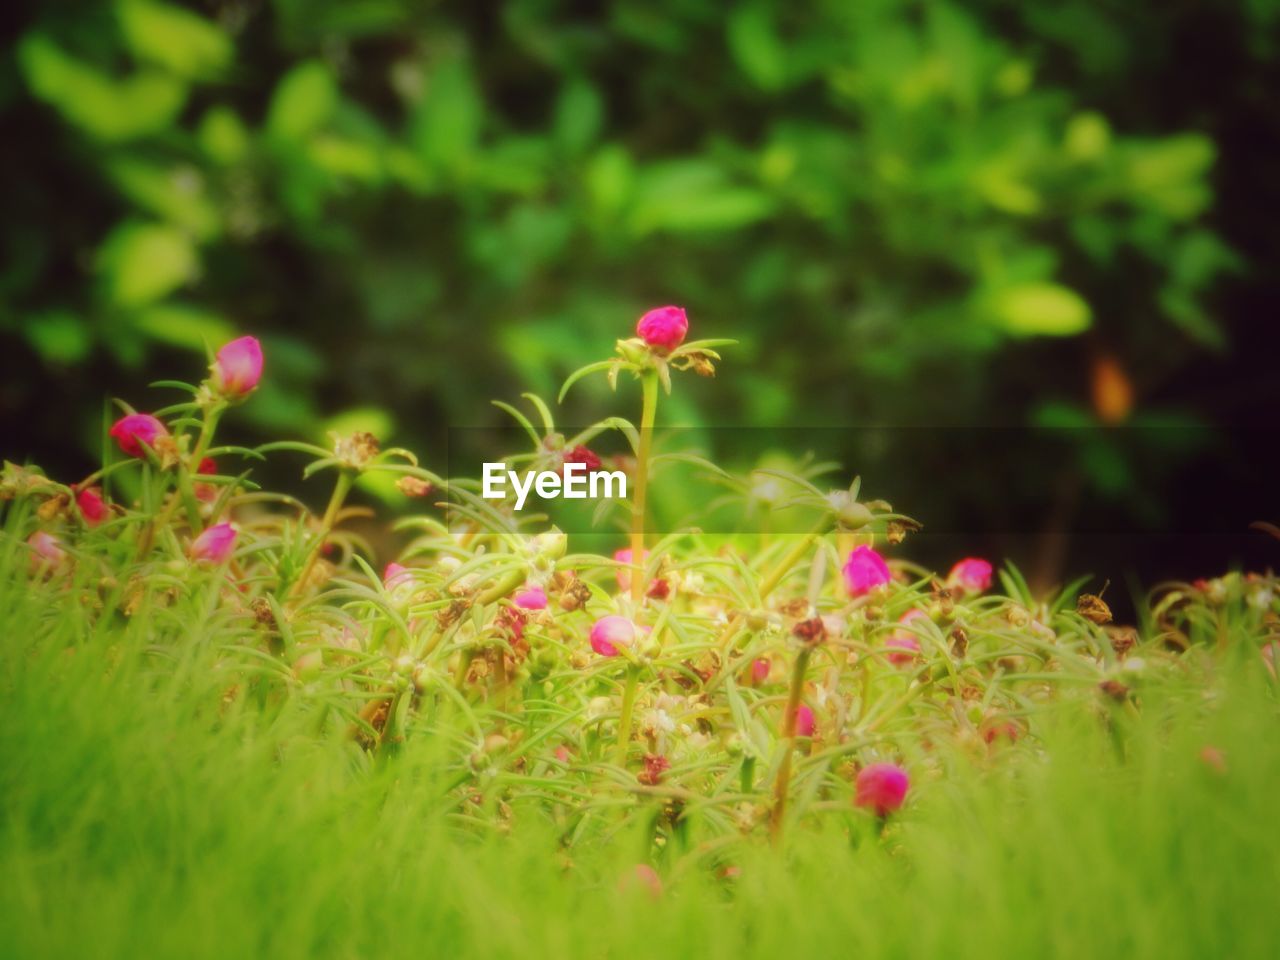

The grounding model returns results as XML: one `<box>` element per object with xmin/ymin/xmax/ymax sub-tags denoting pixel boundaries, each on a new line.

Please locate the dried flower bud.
<box><xmin>1077</xmin><ymin>593</ymin><xmax>1113</xmax><ymax>625</ymax></box>
<box><xmin>396</xmin><ymin>476</ymin><xmax>434</xmax><ymax>498</ymax></box>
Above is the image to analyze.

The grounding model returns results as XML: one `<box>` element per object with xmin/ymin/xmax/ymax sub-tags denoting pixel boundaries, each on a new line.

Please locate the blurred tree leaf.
<box><xmin>97</xmin><ymin>222</ymin><xmax>198</xmax><ymax>308</ymax></box>
<box><xmin>268</xmin><ymin>61</ymin><xmax>337</xmax><ymax>142</ymax></box>
<box><xmin>988</xmin><ymin>283</ymin><xmax>1092</xmax><ymax>337</ymax></box>
<box><xmin>19</xmin><ymin>34</ymin><xmax>185</xmax><ymax>142</ymax></box>
<box><xmin>131</xmin><ymin>303</ymin><xmax>234</xmax><ymax>351</ymax></box>
<box><xmin>117</xmin><ymin>0</ymin><xmax>233</xmax><ymax>81</ymax></box>
<box><xmin>25</xmin><ymin>311</ymin><xmax>92</xmax><ymax>365</ymax></box>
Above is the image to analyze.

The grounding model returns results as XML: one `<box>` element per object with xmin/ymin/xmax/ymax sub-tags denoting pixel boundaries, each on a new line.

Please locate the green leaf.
<box><xmin>727</xmin><ymin>5</ymin><xmax>787</xmax><ymax>91</ymax></box>
<box><xmin>118</xmin><ymin>0</ymin><xmax>233</xmax><ymax>80</ymax></box>
<box><xmin>98</xmin><ymin>222</ymin><xmax>198</xmax><ymax>308</ymax></box>
<box><xmin>107</xmin><ymin>158</ymin><xmax>220</xmax><ymax>240</ymax></box>
<box><xmin>25</xmin><ymin>310</ymin><xmax>92</xmax><ymax>365</ymax></box>
<box><xmin>989</xmin><ymin>283</ymin><xmax>1092</xmax><ymax>337</ymax></box>
<box><xmin>18</xmin><ymin>34</ymin><xmax>186</xmax><ymax>142</ymax></box>
<box><xmin>409</xmin><ymin>57</ymin><xmax>483</xmax><ymax>172</ymax></box>
<box><xmin>553</xmin><ymin>79</ymin><xmax>603</xmax><ymax>154</ymax></box>
<box><xmin>131</xmin><ymin>303</ymin><xmax>234</xmax><ymax>350</ymax></box>
<box><xmin>267</xmin><ymin>61</ymin><xmax>337</xmax><ymax>142</ymax></box>
<box><xmin>198</xmin><ymin>106</ymin><xmax>250</xmax><ymax>165</ymax></box>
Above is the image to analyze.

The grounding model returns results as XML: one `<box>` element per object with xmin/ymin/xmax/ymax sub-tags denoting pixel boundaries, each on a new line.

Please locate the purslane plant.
<box><xmin>2</xmin><ymin>311</ymin><xmax>1277</xmax><ymax>867</ymax></box>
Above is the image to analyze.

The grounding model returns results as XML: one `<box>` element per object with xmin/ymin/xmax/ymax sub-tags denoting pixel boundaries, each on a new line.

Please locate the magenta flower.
<box><xmin>76</xmin><ymin>487</ymin><xmax>107</xmax><ymax>527</ymax></box>
<box><xmin>751</xmin><ymin>657</ymin><xmax>770</xmax><ymax>684</ymax></box>
<box><xmin>195</xmin><ymin>456</ymin><xmax>219</xmax><ymax>503</ymax></box>
<box><xmin>514</xmin><ymin>585</ymin><xmax>548</xmax><ymax>610</ymax></box>
<box><xmin>948</xmin><ymin>557</ymin><xmax>993</xmax><ymax>595</ymax></box>
<box><xmin>794</xmin><ymin>703</ymin><xmax>815</xmax><ymax>738</ymax></box>
<box><xmin>886</xmin><ymin>609</ymin><xmax>927</xmax><ymax>665</ymax></box>
<box><xmin>855</xmin><ymin>762</ymin><xmax>910</xmax><ymax>816</ymax></box>
<box><xmin>383</xmin><ymin>562</ymin><xmax>413</xmax><ymax>590</ymax></box>
<box><xmin>590</xmin><ymin>615</ymin><xmax>636</xmax><ymax>657</ymax></box>
<box><xmin>562</xmin><ymin>445</ymin><xmax>602</xmax><ymax>473</ymax></box>
<box><xmin>190</xmin><ymin>523</ymin><xmax>237</xmax><ymax>564</ymax></box>
<box><xmin>636</xmin><ymin>306</ymin><xmax>688</xmax><ymax>351</ymax></box>
<box><xmin>842</xmin><ymin>545</ymin><xmax>892</xmax><ymax>597</ymax></box>
<box><xmin>28</xmin><ymin>531</ymin><xmax>66</xmax><ymax>570</ymax></box>
<box><xmin>109</xmin><ymin>413</ymin><xmax>168</xmax><ymax>459</ymax></box>
<box><xmin>211</xmin><ymin>336</ymin><xmax>264</xmax><ymax>397</ymax></box>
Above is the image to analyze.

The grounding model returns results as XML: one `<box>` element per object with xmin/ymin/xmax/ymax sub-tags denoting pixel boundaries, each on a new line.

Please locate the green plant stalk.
<box><xmin>628</xmin><ymin>369</ymin><xmax>659</xmax><ymax>605</ymax></box>
<box><xmin>138</xmin><ymin>404</ymin><xmax>225</xmax><ymax>556</ymax></box>
<box><xmin>616</xmin><ymin>663</ymin><xmax>641</xmax><ymax>766</ymax></box>
<box><xmin>291</xmin><ymin>470</ymin><xmax>355</xmax><ymax>599</ymax></box>
<box><xmin>770</xmin><ymin>645</ymin><xmax>812</xmax><ymax>845</ymax></box>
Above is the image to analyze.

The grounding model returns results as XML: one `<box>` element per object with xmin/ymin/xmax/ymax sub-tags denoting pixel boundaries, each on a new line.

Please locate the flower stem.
<box><xmin>616</xmin><ymin>663</ymin><xmax>641</xmax><ymax>766</ymax></box>
<box><xmin>291</xmin><ymin>470</ymin><xmax>354</xmax><ymax>599</ymax></box>
<box><xmin>629</xmin><ymin>370</ymin><xmax>659</xmax><ymax>605</ymax></box>
<box><xmin>770</xmin><ymin>645</ymin><xmax>812</xmax><ymax>845</ymax></box>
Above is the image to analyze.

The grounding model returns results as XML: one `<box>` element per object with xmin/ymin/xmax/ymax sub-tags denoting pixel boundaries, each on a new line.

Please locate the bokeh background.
<box><xmin>2</xmin><ymin>0</ymin><xmax>1277</xmax><ymax>596</ymax></box>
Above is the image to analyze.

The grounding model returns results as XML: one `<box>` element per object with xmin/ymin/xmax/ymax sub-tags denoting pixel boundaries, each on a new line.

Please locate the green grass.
<box><xmin>2</xmin><ymin>564</ymin><xmax>1277</xmax><ymax>960</ymax></box>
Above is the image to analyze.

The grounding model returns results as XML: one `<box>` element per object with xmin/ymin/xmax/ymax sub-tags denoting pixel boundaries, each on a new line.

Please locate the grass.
<box><xmin>1</xmin><ymin>558</ymin><xmax>1276</xmax><ymax>959</ymax></box>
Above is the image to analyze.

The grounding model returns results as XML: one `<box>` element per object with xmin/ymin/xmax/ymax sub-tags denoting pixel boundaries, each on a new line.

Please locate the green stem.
<box><xmin>629</xmin><ymin>370</ymin><xmax>660</xmax><ymax>605</ymax></box>
<box><xmin>291</xmin><ymin>470</ymin><xmax>355</xmax><ymax>599</ymax></box>
<box><xmin>616</xmin><ymin>664</ymin><xmax>641</xmax><ymax>766</ymax></box>
<box><xmin>770</xmin><ymin>646</ymin><xmax>812</xmax><ymax>845</ymax></box>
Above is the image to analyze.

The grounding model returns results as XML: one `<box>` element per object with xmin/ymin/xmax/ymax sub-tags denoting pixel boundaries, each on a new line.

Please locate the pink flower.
<box><xmin>383</xmin><ymin>562</ymin><xmax>413</xmax><ymax>589</ymax></box>
<box><xmin>108</xmin><ymin>413</ymin><xmax>168</xmax><ymax>458</ymax></box>
<box><xmin>886</xmin><ymin>609</ymin><xmax>927</xmax><ymax>665</ymax></box>
<box><xmin>751</xmin><ymin>657</ymin><xmax>770</xmax><ymax>684</ymax></box>
<box><xmin>590</xmin><ymin>615</ymin><xmax>636</xmax><ymax>657</ymax></box>
<box><xmin>948</xmin><ymin>557</ymin><xmax>993</xmax><ymax>595</ymax></box>
<box><xmin>842</xmin><ymin>545</ymin><xmax>891</xmax><ymax>597</ymax></box>
<box><xmin>636</xmin><ymin>306</ymin><xmax>688</xmax><ymax>351</ymax></box>
<box><xmin>76</xmin><ymin>487</ymin><xmax>107</xmax><ymax>527</ymax></box>
<box><xmin>211</xmin><ymin>336</ymin><xmax>264</xmax><ymax>397</ymax></box>
<box><xmin>793</xmin><ymin>703</ymin><xmax>815</xmax><ymax>738</ymax></box>
<box><xmin>514</xmin><ymin>585</ymin><xmax>548</xmax><ymax>610</ymax></box>
<box><xmin>190</xmin><ymin>523</ymin><xmax>237</xmax><ymax>564</ymax></box>
<box><xmin>855</xmin><ymin>762</ymin><xmax>910</xmax><ymax>816</ymax></box>
<box><xmin>28</xmin><ymin>531</ymin><xmax>65</xmax><ymax>570</ymax></box>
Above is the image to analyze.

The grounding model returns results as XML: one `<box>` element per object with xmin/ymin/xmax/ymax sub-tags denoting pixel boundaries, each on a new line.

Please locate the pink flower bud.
<box><xmin>794</xmin><ymin>703</ymin><xmax>815</xmax><ymax>738</ymax></box>
<box><xmin>194</xmin><ymin>456</ymin><xmax>219</xmax><ymax>502</ymax></box>
<box><xmin>28</xmin><ymin>531</ymin><xmax>66</xmax><ymax>570</ymax></box>
<box><xmin>590</xmin><ymin>615</ymin><xmax>636</xmax><ymax>657</ymax></box>
<box><xmin>751</xmin><ymin>657</ymin><xmax>770</xmax><ymax>684</ymax></box>
<box><xmin>514</xmin><ymin>585</ymin><xmax>548</xmax><ymax>610</ymax></box>
<box><xmin>190</xmin><ymin>523</ymin><xmax>237</xmax><ymax>564</ymax></box>
<box><xmin>76</xmin><ymin>487</ymin><xmax>107</xmax><ymax>527</ymax></box>
<box><xmin>211</xmin><ymin>336</ymin><xmax>264</xmax><ymax>397</ymax></box>
<box><xmin>108</xmin><ymin>413</ymin><xmax>168</xmax><ymax>459</ymax></box>
<box><xmin>948</xmin><ymin>557</ymin><xmax>993</xmax><ymax>595</ymax></box>
<box><xmin>886</xmin><ymin>609</ymin><xmax>927</xmax><ymax>665</ymax></box>
<box><xmin>636</xmin><ymin>306</ymin><xmax>688</xmax><ymax>350</ymax></box>
<box><xmin>562</xmin><ymin>445</ymin><xmax>602</xmax><ymax>473</ymax></box>
<box><xmin>855</xmin><ymin>762</ymin><xmax>910</xmax><ymax>816</ymax></box>
<box><xmin>842</xmin><ymin>545</ymin><xmax>891</xmax><ymax>597</ymax></box>
<box><xmin>383</xmin><ymin>562</ymin><xmax>413</xmax><ymax>589</ymax></box>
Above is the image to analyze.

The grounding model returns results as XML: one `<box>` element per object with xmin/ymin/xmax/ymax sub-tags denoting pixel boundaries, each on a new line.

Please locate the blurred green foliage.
<box><xmin>0</xmin><ymin>0</ymin><xmax>1265</xmax><ymax>538</ymax></box>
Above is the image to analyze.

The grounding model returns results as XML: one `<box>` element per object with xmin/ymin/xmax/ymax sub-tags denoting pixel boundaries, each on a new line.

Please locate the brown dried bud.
<box><xmin>396</xmin><ymin>476</ymin><xmax>434</xmax><ymax>498</ymax></box>
<box><xmin>333</xmin><ymin>431</ymin><xmax>380</xmax><ymax>470</ymax></box>
<box><xmin>558</xmin><ymin>577</ymin><xmax>592</xmax><ymax>612</ymax></box>
<box><xmin>1107</xmin><ymin>626</ymin><xmax>1139</xmax><ymax>658</ymax></box>
<box><xmin>36</xmin><ymin>492</ymin><xmax>70</xmax><ymax>522</ymax></box>
<box><xmin>1098</xmin><ymin>679</ymin><xmax>1130</xmax><ymax>702</ymax></box>
<box><xmin>950</xmin><ymin>626</ymin><xmax>968</xmax><ymax>659</ymax></box>
<box><xmin>886</xmin><ymin>518</ymin><xmax>922</xmax><ymax>545</ymax></box>
<box><xmin>792</xmin><ymin>617</ymin><xmax>826</xmax><ymax>646</ymax></box>
<box><xmin>1077</xmin><ymin>594</ymin><xmax>1113</xmax><ymax>625</ymax></box>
